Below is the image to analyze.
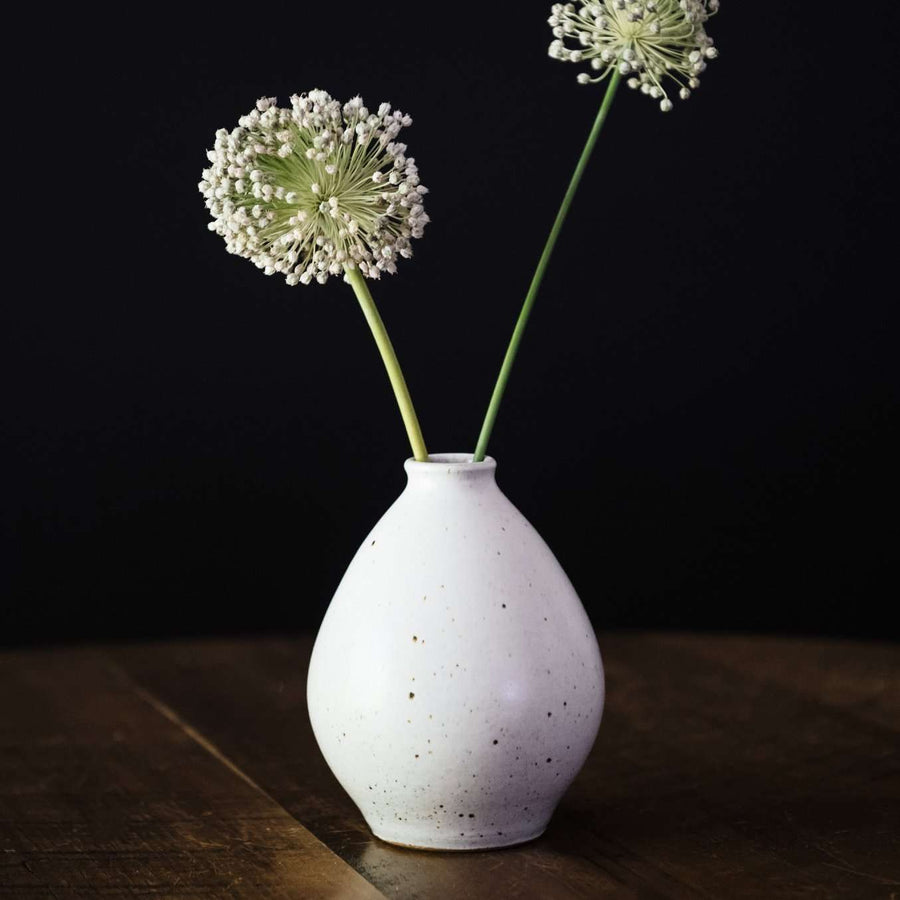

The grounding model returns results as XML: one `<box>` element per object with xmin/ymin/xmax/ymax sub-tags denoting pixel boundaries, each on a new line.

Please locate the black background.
<box><xmin>5</xmin><ymin>5</ymin><xmax>898</xmax><ymax>646</ymax></box>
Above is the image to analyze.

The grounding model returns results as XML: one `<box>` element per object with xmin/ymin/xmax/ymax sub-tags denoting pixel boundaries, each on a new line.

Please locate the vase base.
<box><xmin>371</xmin><ymin>825</ymin><xmax>547</xmax><ymax>852</ymax></box>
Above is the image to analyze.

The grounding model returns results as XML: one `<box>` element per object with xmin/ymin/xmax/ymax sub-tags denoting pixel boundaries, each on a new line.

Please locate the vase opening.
<box><xmin>406</xmin><ymin>452</ymin><xmax>496</xmax><ymax>467</ymax></box>
<box><xmin>404</xmin><ymin>453</ymin><xmax>497</xmax><ymax>482</ymax></box>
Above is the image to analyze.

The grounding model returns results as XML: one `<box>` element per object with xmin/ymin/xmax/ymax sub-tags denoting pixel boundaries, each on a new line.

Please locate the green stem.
<box><xmin>346</xmin><ymin>266</ymin><xmax>429</xmax><ymax>461</ymax></box>
<box><xmin>473</xmin><ymin>71</ymin><xmax>622</xmax><ymax>462</ymax></box>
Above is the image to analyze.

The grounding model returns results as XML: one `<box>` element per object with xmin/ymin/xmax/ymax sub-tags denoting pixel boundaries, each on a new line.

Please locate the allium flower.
<box><xmin>198</xmin><ymin>91</ymin><xmax>430</xmax><ymax>285</ymax></box>
<box><xmin>548</xmin><ymin>1</ymin><xmax>719</xmax><ymax>111</ymax></box>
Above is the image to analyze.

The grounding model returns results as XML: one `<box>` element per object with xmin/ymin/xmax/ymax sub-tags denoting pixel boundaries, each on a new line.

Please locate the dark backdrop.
<box><xmin>4</xmin><ymin>5</ymin><xmax>898</xmax><ymax>645</ymax></box>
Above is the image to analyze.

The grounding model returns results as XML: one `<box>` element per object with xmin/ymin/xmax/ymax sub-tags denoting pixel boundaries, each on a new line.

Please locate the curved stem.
<box><xmin>346</xmin><ymin>266</ymin><xmax>429</xmax><ymax>461</ymax></box>
<box><xmin>473</xmin><ymin>71</ymin><xmax>622</xmax><ymax>462</ymax></box>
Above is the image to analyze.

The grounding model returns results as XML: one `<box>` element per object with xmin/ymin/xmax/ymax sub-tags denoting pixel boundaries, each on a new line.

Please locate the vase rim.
<box><xmin>404</xmin><ymin>452</ymin><xmax>496</xmax><ymax>474</ymax></box>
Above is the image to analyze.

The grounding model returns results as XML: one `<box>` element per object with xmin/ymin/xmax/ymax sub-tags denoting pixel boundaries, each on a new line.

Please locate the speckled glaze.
<box><xmin>307</xmin><ymin>454</ymin><xmax>603</xmax><ymax>851</ymax></box>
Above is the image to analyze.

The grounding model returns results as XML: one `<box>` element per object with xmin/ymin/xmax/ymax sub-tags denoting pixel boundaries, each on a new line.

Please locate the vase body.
<box><xmin>307</xmin><ymin>454</ymin><xmax>603</xmax><ymax>850</ymax></box>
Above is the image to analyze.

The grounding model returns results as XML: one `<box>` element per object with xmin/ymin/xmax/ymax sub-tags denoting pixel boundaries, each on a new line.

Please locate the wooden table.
<box><xmin>1</xmin><ymin>634</ymin><xmax>897</xmax><ymax>898</ymax></box>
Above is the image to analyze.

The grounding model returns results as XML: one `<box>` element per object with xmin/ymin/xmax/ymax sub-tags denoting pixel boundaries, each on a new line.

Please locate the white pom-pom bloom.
<box><xmin>199</xmin><ymin>90</ymin><xmax>430</xmax><ymax>285</ymax></box>
<box><xmin>548</xmin><ymin>1</ymin><xmax>719</xmax><ymax>111</ymax></box>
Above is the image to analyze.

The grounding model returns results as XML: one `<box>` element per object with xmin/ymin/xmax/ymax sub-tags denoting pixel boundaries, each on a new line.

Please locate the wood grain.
<box><xmin>0</xmin><ymin>647</ymin><xmax>383</xmax><ymax>899</ymax></box>
<box><xmin>112</xmin><ymin>634</ymin><xmax>900</xmax><ymax>899</ymax></box>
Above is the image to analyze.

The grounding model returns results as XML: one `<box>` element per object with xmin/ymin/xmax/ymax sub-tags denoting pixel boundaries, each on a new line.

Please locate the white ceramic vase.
<box><xmin>307</xmin><ymin>453</ymin><xmax>603</xmax><ymax>850</ymax></box>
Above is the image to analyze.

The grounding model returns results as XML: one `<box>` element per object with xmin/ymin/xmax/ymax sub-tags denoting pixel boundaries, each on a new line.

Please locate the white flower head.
<box><xmin>199</xmin><ymin>90</ymin><xmax>430</xmax><ymax>285</ymax></box>
<box><xmin>548</xmin><ymin>1</ymin><xmax>719</xmax><ymax>111</ymax></box>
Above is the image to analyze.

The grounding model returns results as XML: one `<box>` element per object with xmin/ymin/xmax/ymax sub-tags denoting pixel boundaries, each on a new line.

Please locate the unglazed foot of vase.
<box><xmin>372</xmin><ymin>820</ymin><xmax>548</xmax><ymax>852</ymax></box>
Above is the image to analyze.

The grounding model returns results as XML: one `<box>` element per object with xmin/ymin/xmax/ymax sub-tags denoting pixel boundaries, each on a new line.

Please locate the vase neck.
<box><xmin>403</xmin><ymin>453</ymin><xmax>497</xmax><ymax>490</ymax></box>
